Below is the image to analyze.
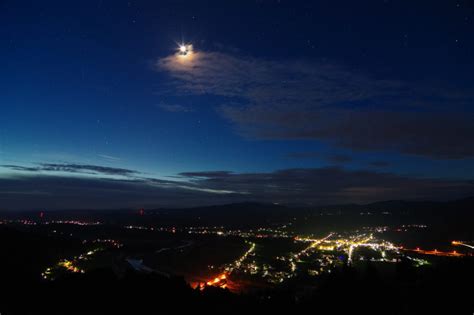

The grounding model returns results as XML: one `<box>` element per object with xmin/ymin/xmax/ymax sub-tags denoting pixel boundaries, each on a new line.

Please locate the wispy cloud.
<box><xmin>157</xmin><ymin>50</ymin><xmax>474</xmax><ymax>159</ymax></box>
<box><xmin>1</xmin><ymin>163</ymin><xmax>139</xmax><ymax>177</ymax></box>
<box><xmin>178</xmin><ymin>167</ymin><xmax>474</xmax><ymax>205</ymax></box>
<box><xmin>1</xmin><ymin>165</ymin><xmax>40</xmax><ymax>172</ymax></box>
<box><xmin>97</xmin><ymin>154</ymin><xmax>121</xmax><ymax>162</ymax></box>
<box><xmin>1</xmin><ymin>163</ymin><xmax>473</xmax><ymax>209</ymax></box>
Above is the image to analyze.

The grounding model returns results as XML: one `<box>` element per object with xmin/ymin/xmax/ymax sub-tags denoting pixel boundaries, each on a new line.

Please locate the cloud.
<box><xmin>0</xmin><ymin>166</ymin><xmax>473</xmax><ymax>209</ymax></box>
<box><xmin>1</xmin><ymin>163</ymin><xmax>139</xmax><ymax>177</ymax></box>
<box><xmin>0</xmin><ymin>163</ymin><xmax>244</xmax><ymax>196</ymax></box>
<box><xmin>221</xmin><ymin>108</ymin><xmax>474</xmax><ymax>159</ymax></box>
<box><xmin>0</xmin><ymin>175</ymin><xmax>242</xmax><ymax>210</ymax></box>
<box><xmin>0</xmin><ymin>174</ymin><xmax>245</xmax><ymax>211</ymax></box>
<box><xmin>1</xmin><ymin>165</ymin><xmax>40</xmax><ymax>172</ymax></box>
<box><xmin>157</xmin><ymin>103</ymin><xmax>193</xmax><ymax>113</ymax></box>
<box><xmin>178</xmin><ymin>167</ymin><xmax>474</xmax><ymax>205</ymax></box>
<box><xmin>178</xmin><ymin>171</ymin><xmax>233</xmax><ymax>178</ymax></box>
<box><xmin>156</xmin><ymin>50</ymin><xmax>474</xmax><ymax>159</ymax></box>
<box><xmin>41</xmin><ymin>163</ymin><xmax>139</xmax><ymax>176</ymax></box>
<box><xmin>157</xmin><ymin>50</ymin><xmax>401</xmax><ymax>108</ymax></box>
<box><xmin>98</xmin><ymin>154</ymin><xmax>121</xmax><ymax>162</ymax></box>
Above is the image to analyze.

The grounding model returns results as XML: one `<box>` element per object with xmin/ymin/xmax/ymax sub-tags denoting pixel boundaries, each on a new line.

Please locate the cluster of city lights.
<box><xmin>41</xmin><ymin>242</ymin><xmax>122</xmax><ymax>281</ymax></box>
<box><xmin>124</xmin><ymin>225</ymin><xmax>177</xmax><ymax>233</ymax></box>
<box><xmin>187</xmin><ymin>226</ymin><xmax>292</xmax><ymax>239</ymax></box>
<box><xmin>7</xmin><ymin>213</ymin><xmax>466</xmax><ymax>287</ymax></box>
<box><xmin>44</xmin><ymin>220</ymin><xmax>102</xmax><ymax>226</ymax></box>
<box><xmin>1</xmin><ymin>219</ymin><xmax>103</xmax><ymax>226</ymax></box>
<box><xmin>225</xmin><ymin>241</ymin><xmax>256</xmax><ymax>273</ymax></box>
<box><xmin>0</xmin><ymin>219</ymin><xmax>37</xmax><ymax>225</ymax></box>
<box><xmin>42</xmin><ymin>248</ymin><xmax>103</xmax><ymax>280</ymax></box>
<box><xmin>83</xmin><ymin>238</ymin><xmax>123</xmax><ymax>248</ymax></box>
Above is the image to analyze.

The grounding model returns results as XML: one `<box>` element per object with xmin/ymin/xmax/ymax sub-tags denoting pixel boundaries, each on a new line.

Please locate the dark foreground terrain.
<box><xmin>1</xmin><ymin>199</ymin><xmax>473</xmax><ymax>315</ymax></box>
<box><xmin>1</xmin><ymin>227</ymin><xmax>472</xmax><ymax>315</ymax></box>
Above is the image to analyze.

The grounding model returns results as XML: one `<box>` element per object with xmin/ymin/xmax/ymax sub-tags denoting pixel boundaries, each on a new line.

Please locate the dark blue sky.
<box><xmin>1</xmin><ymin>0</ymin><xmax>473</xmax><ymax>210</ymax></box>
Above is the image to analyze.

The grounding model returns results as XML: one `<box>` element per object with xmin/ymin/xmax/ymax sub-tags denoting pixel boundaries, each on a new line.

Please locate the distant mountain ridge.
<box><xmin>153</xmin><ymin>197</ymin><xmax>474</xmax><ymax>214</ymax></box>
<box><xmin>1</xmin><ymin>198</ymin><xmax>472</xmax><ymax>227</ymax></box>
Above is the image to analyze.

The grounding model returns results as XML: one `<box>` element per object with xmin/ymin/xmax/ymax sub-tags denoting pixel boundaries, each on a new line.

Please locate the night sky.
<box><xmin>1</xmin><ymin>0</ymin><xmax>473</xmax><ymax>210</ymax></box>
